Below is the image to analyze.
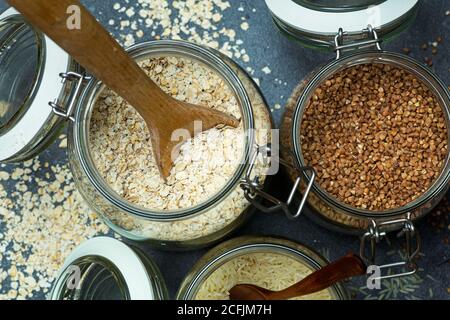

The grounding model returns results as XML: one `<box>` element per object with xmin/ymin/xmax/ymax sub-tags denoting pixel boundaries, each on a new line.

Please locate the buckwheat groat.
<box><xmin>300</xmin><ymin>64</ymin><xmax>447</xmax><ymax>212</ymax></box>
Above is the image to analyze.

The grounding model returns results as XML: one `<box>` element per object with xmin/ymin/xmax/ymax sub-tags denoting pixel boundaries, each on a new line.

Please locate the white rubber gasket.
<box><xmin>0</xmin><ymin>8</ymin><xmax>69</xmax><ymax>161</ymax></box>
<box><xmin>58</xmin><ymin>237</ymin><xmax>155</xmax><ymax>300</ymax></box>
<box><xmin>265</xmin><ymin>0</ymin><xmax>418</xmax><ymax>35</ymax></box>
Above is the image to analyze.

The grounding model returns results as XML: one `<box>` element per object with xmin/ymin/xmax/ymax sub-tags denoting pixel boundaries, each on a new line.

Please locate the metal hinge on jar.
<box><xmin>360</xmin><ymin>212</ymin><xmax>421</xmax><ymax>280</ymax></box>
<box><xmin>49</xmin><ymin>72</ymin><xmax>92</xmax><ymax>121</ymax></box>
<box><xmin>334</xmin><ymin>25</ymin><xmax>382</xmax><ymax>59</ymax></box>
<box><xmin>240</xmin><ymin>144</ymin><xmax>316</xmax><ymax>220</ymax></box>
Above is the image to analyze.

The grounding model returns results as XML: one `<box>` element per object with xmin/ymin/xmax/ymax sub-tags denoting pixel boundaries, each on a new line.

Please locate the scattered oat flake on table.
<box><xmin>240</xmin><ymin>22</ymin><xmax>249</xmax><ymax>31</ymax></box>
<box><xmin>0</xmin><ymin>171</ymin><xmax>9</xmax><ymax>180</ymax></box>
<box><xmin>0</xmin><ymin>156</ymin><xmax>109</xmax><ymax>300</ymax></box>
<box><xmin>113</xmin><ymin>0</ymin><xmax>249</xmax><ymax>64</ymax></box>
<box><xmin>125</xmin><ymin>7</ymin><xmax>135</xmax><ymax>17</ymax></box>
<box><xmin>262</xmin><ymin>66</ymin><xmax>272</xmax><ymax>74</ymax></box>
<box><xmin>58</xmin><ymin>138</ymin><xmax>67</xmax><ymax>149</ymax></box>
<box><xmin>212</xmin><ymin>13</ymin><xmax>222</xmax><ymax>22</ymax></box>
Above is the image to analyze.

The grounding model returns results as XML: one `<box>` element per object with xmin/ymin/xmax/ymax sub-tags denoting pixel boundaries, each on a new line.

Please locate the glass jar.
<box><xmin>176</xmin><ymin>236</ymin><xmax>349</xmax><ymax>300</ymax></box>
<box><xmin>67</xmin><ymin>39</ymin><xmax>274</xmax><ymax>248</ymax></box>
<box><xmin>267</xmin><ymin>0</ymin><xmax>449</xmax><ymax>278</ymax></box>
<box><xmin>0</xmin><ymin>8</ymin><xmax>312</xmax><ymax>249</ymax></box>
<box><xmin>281</xmin><ymin>50</ymin><xmax>450</xmax><ymax>236</ymax></box>
<box><xmin>49</xmin><ymin>237</ymin><xmax>168</xmax><ymax>300</ymax></box>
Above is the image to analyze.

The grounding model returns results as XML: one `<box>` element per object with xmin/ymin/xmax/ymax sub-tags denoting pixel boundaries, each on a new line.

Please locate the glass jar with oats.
<box><xmin>176</xmin><ymin>236</ymin><xmax>349</xmax><ymax>300</ymax></box>
<box><xmin>67</xmin><ymin>40</ymin><xmax>314</xmax><ymax>249</ymax></box>
<box><xmin>266</xmin><ymin>1</ymin><xmax>450</xmax><ymax>278</ymax></box>
<box><xmin>68</xmin><ymin>40</ymin><xmax>276</xmax><ymax>249</ymax></box>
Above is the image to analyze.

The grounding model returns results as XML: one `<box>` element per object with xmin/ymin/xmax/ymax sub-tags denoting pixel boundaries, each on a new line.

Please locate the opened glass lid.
<box><xmin>0</xmin><ymin>8</ymin><xmax>71</xmax><ymax>162</ymax></box>
<box><xmin>265</xmin><ymin>0</ymin><xmax>419</xmax><ymax>48</ymax></box>
<box><xmin>0</xmin><ymin>14</ymin><xmax>40</xmax><ymax>135</ymax></box>
<box><xmin>49</xmin><ymin>237</ymin><xmax>167</xmax><ymax>300</ymax></box>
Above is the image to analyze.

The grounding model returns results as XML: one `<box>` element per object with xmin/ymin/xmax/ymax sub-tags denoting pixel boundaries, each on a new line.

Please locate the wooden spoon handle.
<box><xmin>273</xmin><ymin>253</ymin><xmax>366</xmax><ymax>300</ymax></box>
<box><xmin>8</xmin><ymin>0</ymin><xmax>167</xmax><ymax>124</ymax></box>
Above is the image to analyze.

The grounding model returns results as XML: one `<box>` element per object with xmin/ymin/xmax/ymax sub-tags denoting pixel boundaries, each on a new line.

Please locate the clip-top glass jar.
<box><xmin>267</xmin><ymin>0</ymin><xmax>450</xmax><ymax>279</ymax></box>
<box><xmin>49</xmin><ymin>237</ymin><xmax>168</xmax><ymax>300</ymax></box>
<box><xmin>176</xmin><ymin>236</ymin><xmax>349</xmax><ymax>300</ymax></box>
<box><xmin>68</xmin><ymin>39</ymin><xmax>277</xmax><ymax>249</ymax></box>
<box><xmin>0</xmin><ymin>8</ymin><xmax>313</xmax><ymax>250</ymax></box>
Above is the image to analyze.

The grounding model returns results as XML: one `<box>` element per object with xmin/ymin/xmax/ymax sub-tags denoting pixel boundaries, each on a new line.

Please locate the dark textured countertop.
<box><xmin>0</xmin><ymin>0</ymin><xmax>448</xmax><ymax>300</ymax></box>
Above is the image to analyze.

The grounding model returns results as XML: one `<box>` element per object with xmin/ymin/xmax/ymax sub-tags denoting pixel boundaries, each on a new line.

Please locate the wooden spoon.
<box><xmin>229</xmin><ymin>252</ymin><xmax>366</xmax><ymax>300</ymax></box>
<box><xmin>8</xmin><ymin>0</ymin><xmax>239</xmax><ymax>179</ymax></box>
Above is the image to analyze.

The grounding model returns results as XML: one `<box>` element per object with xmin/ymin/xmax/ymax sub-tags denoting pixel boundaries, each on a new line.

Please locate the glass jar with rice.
<box><xmin>177</xmin><ymin>236</ymin><xmax>349</xmax><ymax>300</ymax></box>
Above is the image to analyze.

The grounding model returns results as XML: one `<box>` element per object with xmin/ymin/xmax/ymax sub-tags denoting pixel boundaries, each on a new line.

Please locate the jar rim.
<box><xmin>49</xmin><ymin>237</ymin><xmax>156</xmax><ymax>300</ymax></box>
<box><xmin>291</xmin><ymin>50</ymin><xmax>450</xmax><ymax>220</ymax></box>
<box><xmin>50</xmin><ymin>255</ymin><xmax>131</xmax><ymax>300</ymax></box>
<box><xmin>72</xmin><ymin>40</ymin><xmax>255</xmax><ymax>221</ymax></box>
<box><xmin>176</xmin><ymin>236</ymin><xmax>349</xmax><ymax>300</ymax></box>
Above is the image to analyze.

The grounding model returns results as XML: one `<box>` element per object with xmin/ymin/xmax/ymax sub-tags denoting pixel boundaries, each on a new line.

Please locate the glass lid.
<box><xmin>0</xmin><ymin>15</ymin><xmax>41</xmax><ymax>135</ymax></box>
<box><xmin>0</xmin><ymin>8</ymin><xmax>70</xmax><ymax>162</ymax></box>
<box><xmin>265</xmin><ymin>0</ymin><xmax>419</xmax><ymax>48</ymax></box>
<box><xmin>49</xmin><ymin>237</ymin><xmax>158</xmax><ymax>300</ymax></box>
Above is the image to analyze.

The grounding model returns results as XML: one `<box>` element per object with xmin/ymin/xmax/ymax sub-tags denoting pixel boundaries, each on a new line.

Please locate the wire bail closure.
<box><xmin>49</xmin><ymin>71</ymin><xmax>91</xmax><ymax>122</ymax></box>
<box><xmin>240</xmin><ymin>144</ymin><xmax>316</xmax><ymax>220</ymax></box>
<box><xmin>360</xmin><ymin>212</ymin><xmax>421</xmax><ymax>280</ymax></box>
<box><xmin>334</xmin><ymin>24</ymin><xmax>382</xmax><ymax>59</ymax></box>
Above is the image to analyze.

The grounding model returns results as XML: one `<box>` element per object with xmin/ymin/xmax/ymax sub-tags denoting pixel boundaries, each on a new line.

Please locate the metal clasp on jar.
<box><xmin>49</xmin><ymin>71</ymin><xmax>92</xmax><ymax>121</ymax></box>
<box><xmin>360</xmin><ymin>212</ymin><xmax>421</xmax><ymax>280</ymax></box>
<box><xmin>334</xmin><ymin>24</ymin><xmax>382</xmax><ymax>59</ymax></box>
<box><xmin>240</xmin><ymin>144</ymin><xmax>316</xmax><ymax>220</ymax></box>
